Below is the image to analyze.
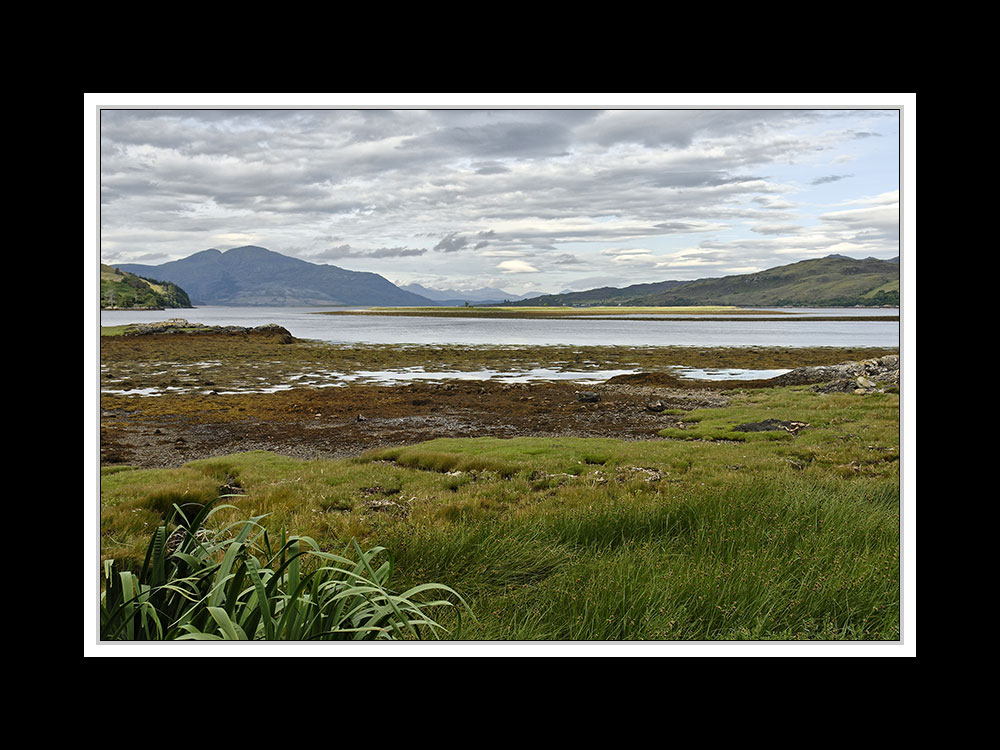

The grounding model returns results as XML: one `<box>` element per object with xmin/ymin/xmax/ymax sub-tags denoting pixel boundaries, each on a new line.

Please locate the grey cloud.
<box><xmin>474</xmin><ymin>162</ymin><xmax>510</xmax><ymax>175</ymax></box>
<box><xmin>314</xmin><ymin>244</ymin><xmax>427</xmax><ymax>260</ymax></box>
<box><xmin>752</xmin><ymin>196</ymin><xmax>798</xmax><ymax>210</ymax></box>
<box><xmin>103</xmin><ymin>250</ymin><xmax>173</xmax><ymax>264</ymax></box>
<box><xmin>473</xmin><ymin>229</ymin><xmax>496</xmax><ymax>250</ymax></box>
<box><xmin>563</xmin><ymin>274</ymin><xmax>631</xmax><ymax>290</ymax></box>
<box><xmin>751</xmin><ymin>224</ymin><xmax>804</xmax><ymax>235</ymax></box>
<box><xmin>578</xmin><ymin>109</ymin><xmax>819</xmax><ymax>149</ymax></box>
<box><xmin>811</xmin><ymin>174</ymin><xmax>852</xmax><ymax>185</ymax></box>
<box><xmin>416</xmin><ymin>121</ymin><xmax>572</xmax><ymax>159</ymax></box>
<box><xmin>653</xmin><ymin>221</ymin><xmax>710</xmax><ymax>233</ymax></box>
<box><xmin>433</xmin><ymin>232</ymin><xmax>470</xmax><ymax>253</ymax></box>
<box><xmin>648</xmin><ymin>172</ymin><xmax>766</xmax><ymax>189</ymax></box>
<box><xmin>550</xmin><ymin>253</ymin><xmax>585</xmax><ymax>265</ymax></box>
<box><xmin>819</xmin><ymin>202</ymin><xmax>898</xmax><ymax>241</ymax></box>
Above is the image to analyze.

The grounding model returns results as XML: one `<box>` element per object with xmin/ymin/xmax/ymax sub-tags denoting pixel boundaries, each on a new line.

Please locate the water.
<box><xmin>668</xmin><ymin>367</ymin><xmax>792</xmax><ymax>381</ymax></box>
<box><xmin>100</xmin><ymin>306</ymin><xmax>900</xmax><ymax>348</ymax></box>
<box><xmin>583</xmin><ymin>307</ymin><xmax>898</xmax><ymax>319</ymax></box>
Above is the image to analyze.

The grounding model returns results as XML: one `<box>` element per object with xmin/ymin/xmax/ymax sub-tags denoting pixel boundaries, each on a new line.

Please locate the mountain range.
<box><xmin>509</xmin><ymin>255</ymin><xmax>900</xmax><ymax>308</ymax></box>
<box><xmin>398</xmin><ymin>283</ymin><xmax>549</xmax><ymax>306</ymax></box>
<box><xmin>109</xmin><ymin>246</ymin><xmax>901</xmax><ymax>309</ymax></box>
<box><xmin>114</xmin><ymin>246</ymin><xmax>435</xmax><ymax>307</ymax></box>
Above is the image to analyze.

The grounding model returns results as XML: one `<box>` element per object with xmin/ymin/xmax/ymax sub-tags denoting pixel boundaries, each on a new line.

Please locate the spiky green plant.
<box><xmin>100</xmin><ymin>499</ymin><xmax>473</xmax><ymax>641</ymax></box>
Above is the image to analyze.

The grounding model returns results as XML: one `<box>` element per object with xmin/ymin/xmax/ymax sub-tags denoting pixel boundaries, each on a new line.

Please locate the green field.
<box><xmin>100</xmin><ymin>383</ymin><xmax>900</xmax><ymax>641</ymax></box>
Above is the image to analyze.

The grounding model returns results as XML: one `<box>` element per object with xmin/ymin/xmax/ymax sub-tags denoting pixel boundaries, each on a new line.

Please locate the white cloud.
<box><xmin>496</xmin><ymin>259</ymin><xmax>540</xmax><ymax>274</ymax></box>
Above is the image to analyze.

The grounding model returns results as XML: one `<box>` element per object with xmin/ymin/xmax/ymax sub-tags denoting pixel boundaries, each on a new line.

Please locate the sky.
<box><xmin>95</xmin><ymin>96</ymin><xmax>904</xmax><ymax>296</ymax></box>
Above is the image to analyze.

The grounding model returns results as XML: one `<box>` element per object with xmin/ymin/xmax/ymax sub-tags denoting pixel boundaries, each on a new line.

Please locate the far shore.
<box><xmin>314</xmin><ymin>305</ymin><xmax>899</xmax><ymax>322</ymax></box>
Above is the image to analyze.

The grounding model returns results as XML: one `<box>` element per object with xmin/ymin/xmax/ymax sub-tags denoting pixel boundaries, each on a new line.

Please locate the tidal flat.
<box><xmin>98</xmin><ymin>326</ymin><xmax>901</xmax><ymax>641</ymax></box>
<box><xmin>317</xmin><ymin>305</ymin><xmax>900</xmax><ymax>322</ymax></box>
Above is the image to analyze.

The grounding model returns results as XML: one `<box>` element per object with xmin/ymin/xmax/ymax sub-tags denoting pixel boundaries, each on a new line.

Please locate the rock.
<box><xmin>813</xmin><ymin>379</ymin><xmax>857</xmax><ymax>393</ymax></box>
<box><xmin>577</xmin><ymin>391</ymin><xmax>601</xmax><ymax>403</ymax></box>
<box><xmin>771</xmin><ymin>355</ymin><xmax>900</xmax><ymax>393</ymax></box>
<box><xmin>122</xmin><ymin>320</ymin><xmax>294</xmax><ymax>343</ymax></box>
<box><xmin>646</xmin><ymin>400</ymin><xmax>665</xmax><ymax>412</ymax></box>
<box><xmin>733</xmin><ymin>418</ymin><xmax>809</xmax><ymax>434</ymax></box>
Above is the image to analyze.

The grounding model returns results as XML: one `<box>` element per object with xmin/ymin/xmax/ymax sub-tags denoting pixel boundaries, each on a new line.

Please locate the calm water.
<box><xmin>99</xmin><ymin>306</ymin><xmax>900</xmax><ymax>348</ymax></box>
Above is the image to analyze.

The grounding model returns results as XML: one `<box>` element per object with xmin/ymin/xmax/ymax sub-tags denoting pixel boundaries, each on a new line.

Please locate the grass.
<box><xmin>100</xmin><ymin>384</ymin><xmax>900</xmax><ymax>641</ymax></box>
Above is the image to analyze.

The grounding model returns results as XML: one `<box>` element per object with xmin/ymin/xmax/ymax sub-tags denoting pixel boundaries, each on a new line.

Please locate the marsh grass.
<box><xmin>100</xmin><ymin>386</ymin><xmax>900</xmax><ymax>640</ymax></box>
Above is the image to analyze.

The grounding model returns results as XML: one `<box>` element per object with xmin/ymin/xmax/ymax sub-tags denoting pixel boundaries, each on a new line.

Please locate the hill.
<box><xmin>114</xmin><ymin>246</ymin><xmax>435</xmax><ymax>307</ymax></box>
<box><xmin>509</xmin><ymin>255</ymin><xmax>899</xmax><ymax>308</ymax></box>
<box><xmin>506</xmin><ymin>279</ymin><xmax>689</xmax><ymax>307</ymax></box>
<box><xmin>100</xmin><ymin>264</ymin><xmax>193</xmax><ymax>310</ymax></box>
<box><xmin>399</xmin><ymin>283</ymin><xmax>549</xmax><ymax>306</ymax></box>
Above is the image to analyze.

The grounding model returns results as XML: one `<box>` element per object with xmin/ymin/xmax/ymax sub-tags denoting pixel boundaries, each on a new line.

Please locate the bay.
<box><xmin>100</xmin><ymin>306</ymin><xmax>900</xmax><ymax>348</ymax></box>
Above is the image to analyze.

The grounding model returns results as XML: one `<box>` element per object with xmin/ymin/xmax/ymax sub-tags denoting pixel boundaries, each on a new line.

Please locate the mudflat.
<box><xmin>99</xmin><ymin>326</ymin><xmax>898</xmax><ymax>469</ymax></box>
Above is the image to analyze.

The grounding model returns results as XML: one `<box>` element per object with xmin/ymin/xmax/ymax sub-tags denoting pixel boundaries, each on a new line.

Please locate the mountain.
<box><xmin>100</xmin><ymin>264</ymin><xmax>193</xmax><ymax>309</ymax></box>
<box><xmin>638</xmin><ymin>255</ymin><xmax>900</xmax><ymax>307</ymax></box>
<box><xmin>399</xmin><ymin>283</ymin><xmax>550</xmax><ymax>305</ymax></box>
<box><xmin>114</xmin><ymin>246</ymin><xmax>435</xmax><ymax>306</ymax></box>
<box><xmin>506</xmin><ymin>279</ymin><xmax>690</xmax><ymax>307</ymax></box>
<box><xmin>507</xmin><ymin>255</ymin><xmax>900</xmax><ymax>308</ymax></box>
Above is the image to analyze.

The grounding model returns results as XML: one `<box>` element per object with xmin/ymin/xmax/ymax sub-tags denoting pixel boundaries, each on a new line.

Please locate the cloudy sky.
<box><xmin>95</xmin><ymin>97</ymin><xmax>903</xmax><ymax>296</ymax></box>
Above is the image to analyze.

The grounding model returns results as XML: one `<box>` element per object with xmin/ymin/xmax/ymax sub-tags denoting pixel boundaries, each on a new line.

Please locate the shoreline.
<box><xmin>100</xmin><ymin>329</ymin><xmax>899</xmax><ymax>470</ymax></box>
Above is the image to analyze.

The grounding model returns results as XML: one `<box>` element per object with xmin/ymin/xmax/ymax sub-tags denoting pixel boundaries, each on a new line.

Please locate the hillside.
<box><xmin>641</xmin><ymin>256</ymin><xmax>899</xmax><ymax>307</ymax></box>
<box><xmin>100</xmin><ymin>264</ymin><xmax>193</xmax><ymax>310</ymax></box>
<box><xmin>115</xmin><ymin>246</ymin><xmax>435</xmax><ymax>307</ymax></box>
<box><xmin>509</xmin><ymin>255</ymin><xmax>900</xmax><ymax>308</ymax></box>
<box><xmin>509</xmin><ymin>279</ymin><xmax>689</xmax><ymax>307</ymax></box>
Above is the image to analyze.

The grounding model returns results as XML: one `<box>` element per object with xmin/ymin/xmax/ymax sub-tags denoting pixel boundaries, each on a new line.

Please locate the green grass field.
<box><xmin>99</xmin><ymin>383</ymin><xmax>900</xmax><ymax>641</ymax></box>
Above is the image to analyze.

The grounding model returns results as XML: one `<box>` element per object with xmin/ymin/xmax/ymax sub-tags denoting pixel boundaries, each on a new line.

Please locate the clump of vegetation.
<box><xmin>100</xmin><ymin>264</ymin><xmax>192</xmax><ymax>310</ymax></box>
<box><xmin>101</xmin><ymin>499</ymin><xmax>473</xmax><ymax>641</ymax></box>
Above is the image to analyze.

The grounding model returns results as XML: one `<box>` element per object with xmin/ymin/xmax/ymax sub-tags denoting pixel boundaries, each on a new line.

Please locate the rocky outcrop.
<box><xmin>768</xmin><ymin>354</ymin><xmax>899</xmax><ymax>394</ymax></box>
<box><xmin>121</xmin><ymin>320</ymin><xmax>294</xmax><ymax>343</ymax></box>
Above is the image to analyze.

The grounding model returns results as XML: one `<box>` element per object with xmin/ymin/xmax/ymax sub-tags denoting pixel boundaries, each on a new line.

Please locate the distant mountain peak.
<box><xmin>114</xmin><ymin>246</ymin><xmax>435</xmax><ymax>307</ymax></box>
<box><xmin>398</xmin><ymin>283</ymin><xmax>546</xmax><ymax>303</ymax></box>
